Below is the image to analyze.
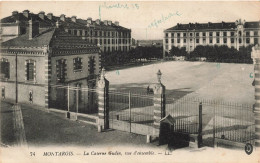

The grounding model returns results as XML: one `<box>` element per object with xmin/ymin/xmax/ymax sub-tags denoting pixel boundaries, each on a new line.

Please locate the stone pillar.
<box><xmin>252</xmin><ymin>45</ymin><xmax>260</xmax><ymax>149</ymax></box>
<box><xmin>97</xmin><ymin>68</ymin><xmax>109</xmax><ymax>132</ymax></box>
<box><xmin>153</xmin><ymin>70</ymin><xmax>166</xmax><ymax>136</ymax></box>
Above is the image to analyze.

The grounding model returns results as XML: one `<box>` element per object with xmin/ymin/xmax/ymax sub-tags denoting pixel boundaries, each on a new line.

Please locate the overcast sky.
<box><xmin>1</xmin><ymin>1</ymin><xmax>260</xmax><ymax>40</ymax></box>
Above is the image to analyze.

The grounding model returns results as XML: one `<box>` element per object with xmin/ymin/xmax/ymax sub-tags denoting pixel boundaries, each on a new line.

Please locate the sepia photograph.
<box><xmin>0</xmin><ymin>1</ymin><xmax>260</xmax><ymax>162</ymax></box>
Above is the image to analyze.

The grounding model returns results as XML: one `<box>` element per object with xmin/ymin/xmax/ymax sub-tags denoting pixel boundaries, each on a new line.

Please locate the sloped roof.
<box><xmin>166</xmin><ymin>21</ymin><xmax>260</xmax><ymax>31</ymax></box>
<box><xmin>1</xmin><ymin>28</ymin><xmax>55</xmax><ymax>47</ymax></box>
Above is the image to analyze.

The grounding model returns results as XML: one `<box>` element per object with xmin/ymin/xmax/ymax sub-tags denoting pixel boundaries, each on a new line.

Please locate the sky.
<box><xmin>0</xmin><ymin>1</ymin><xmax>260</xmax><ymax>40</ymax></box>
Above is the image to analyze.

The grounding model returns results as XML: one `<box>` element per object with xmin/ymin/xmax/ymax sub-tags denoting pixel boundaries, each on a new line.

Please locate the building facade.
<box><xmin>0</xmin><ymin>20</ymin><xmax>100</xmax><ymax>111</ymax></box>
<box><xmin>0</xmin><ymin>10</ymin><xmax>131</xmax><ymax>53</ymax></box>
<box><xmin>163</xmin><ymin>19</ymin><xmax>260</xmax><ymax>57</ymax></box>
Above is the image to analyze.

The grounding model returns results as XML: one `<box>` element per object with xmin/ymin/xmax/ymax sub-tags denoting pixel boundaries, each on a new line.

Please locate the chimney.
<box><xmin>189</xmin><ymin>23</ymin><xmax>191</xmax><ymax>28</ymax></box>
<box><xmin>56</xmin><ymin>20</ymin><xmax>61</xmax><ymax>28</ymax></box>
<box><xmin>96</xmin><ymin>19</ymin><xmax>100</xmax><ymax>25</ymax></box>
<box><xmin>87</xmin><ymin>17</ymin><xmax>92</xmax><ymax>24</ymax></box>
<box><xmin>38</xmin><ymin>11</ymin><xmax>45</xmax><ymax>20</ymax></box>
<box><xmin>222</xmin><ymin>21</ymin><xmax>225</xmax><ymax>27</ymax></box>
<box><xmin>177</xmin><ymin>23</ymin><xmax>180</xmax><ymax>28</ymax></box>
<box><xmin>12</xmin><ymin>11</ymin><xmax>18</xmax><ymax>16</ymax></box>
<box><xmin>115</xmin><ymin>21</ymin><xmax>119</xmax><ymax>26</ymax></box>
<box><xmin>29</xmin><ymin>20</ymin><xmax>39</xmax><ymax>40</ymax></box>
<box><xmin>104</xmin><ymin>20</ymin><xmax>108</xmax><ymax>25</ymax></box>
<box><xmin>71</xmin><ymin>16</ymin><xmax>77</xmax><ymax>23</ymax></box>
<box><xmin>47</xmin><ymin>13</ymin><xmax>53</xmax><ymax>20</ymax></box>
<box><xmin>60</xmin><ymin>14</ymin><xmax>66</xmax><ymax>21</ymax></box>
<box><xmin>23</xmin><ymin>10</ymin><xmax>30</xmax><ymax>18</ymax></box>
<box><xmin>108</xmin><ymin>20</ymin><xmax>112</xmax><ymax>25</ymax></box>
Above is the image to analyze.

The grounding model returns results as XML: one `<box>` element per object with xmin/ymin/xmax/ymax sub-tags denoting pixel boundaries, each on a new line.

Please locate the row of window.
<box><xmin>89</xmin><ymin>38</ymin><xmax>130</xmax><ymax>45</ymax></box>
<box><xmin>68</xmin><ymin>29</ymin><xmax>130</xmax><ymax>38</ymax></box>
<box><xmin>166</xmin><ymin>38</ymin><xmax>259</xmax><ymax>44</ymax></box>
<box><xmin>103</xmin><ymin>46</ymin><xmax>129</xmax><ymax>52</ymax></box>
<box><xmin>165</xmin><ymin>31</ymin><xmax>259</xmax><ymax>37</ymax></box>
<box><xmin>0</xmin><ymin>57</ymin><xmax>96</xmax><ymax>83</ymax></box>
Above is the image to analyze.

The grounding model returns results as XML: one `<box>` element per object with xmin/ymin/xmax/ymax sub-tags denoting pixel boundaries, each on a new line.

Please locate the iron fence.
<box><xmin>49</xmin><ymin>84</ymin><xmax>98</xmax><ymax>115</ymax></box>
<box><xmin>109</xmin><ymin>90</ymin><xmax>154</xmax><ymax>126</ymax></box>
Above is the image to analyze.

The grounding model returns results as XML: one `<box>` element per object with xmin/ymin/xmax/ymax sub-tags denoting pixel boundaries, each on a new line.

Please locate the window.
<box><xmin>231</xmin><ymin>32</ymin><xmax>234</xmax><ymax>36</ymax></box>
<box><xmin>203</xmin><ymin>38</ymin><xmax>206</xmax><ymax>44</ymax></box>
<box><xmin>238</xmin><ymin>31</ymin><xmax>242</xmax><ymax>37</ymax></box>
<box><xmin>246</xmin><ymin>32</ymin><xmax>250</xmax><ymax>37</ymax></box>
<box><xmin>74</xmin><ymin>30</ymin><xmax>77</xmax><ymax>35</ymax></box>
<box><xmin>165</xmin><ymin>33</ymin><xmax>168</xmax><ymax>37</ymax></box>
<box><xmin>118</xmin><ymin>39</ymin><xmax>121</xmax><ymax>44</ymax></box>
<box><xmin>183</xmin><ymin>33</ymin><xmax>186</xmax><ymax>37</ymax></box>
<box><xmin>68</xmin><ymin>30</ymin><xmax>71</xmax><ymax>34</ymax></box>
<box><xmin>112</xmin><ymin>39</ymin><xmax>115</xmax><ymax>44</ymax></box>
<box><xmin>254</xmin><ymin>31</ymin><xmax>258</xmax><ymax>36</ymax></box>
<box><xmin>0</xmin><ymin>58</ymin><xmax>10</xmax><ymax>79</ymax></box>
<box><xmin>177</xmin><ymin>33</ymin><xmax>180</xmax><ymax>37</ymax></box>
<box><xmin>216</xmin><ymin>32</ymin><xmax>220</xmax><ymax>37</ymax></box>
<box><xmin>100</xmin><ymin>39</ymin><xmax>102</xmax><ymax>44</ymax></box>
<box><xmin>108</xmin><ymin>39</ymin><xmax>110</xmax><ymax>44</ymax></box>
<box><xmin>94</xmin><ymin>31</ymin><xmax>97</xmax><ymax>36</ymax></box>
<box><xmin>88</xmin><ymin>56</ymin><xmax>95</xmax><ymax>75</ymax></box>
<box><xmin>209</xmin><ymin>32</ymin><xmax>213</xmax><ymax>37</ymax></box>
<box><xmin>90</xmin><ymin>30</ymin><xmax>93</xmax><ymax>36</ymax></box>
<box><xmin>165</xmin><ymin>39</ymin><xmax>168</xmax><ymax>44</ymax></box>
<box><xmin>246</xmin><ymin>38</ymin><xmax>250</xmax><ymax>44</ymax></box>
<box><xmin>190</xmin><ymin>39</ymin><xmax>193</xmax><ymax>43</ymax></box>
<box><xmin>196</xmin><ymin>33</ymin><xmax>199</xmax><ymax>37</ymax></box>
<box><xmin>210</xmin><ymin>39</ymin><xmax>213</xmax><ymax>44</ymax></box>
<box><xmin>231</xmin><ymin>38</ymin><xmax>235</xmax><ymax>43</ymax></box>
<box><xmin>183</xmin><ymin>39</ymin><xmax>186</xmax><ymax>43</ymax></box>
<box><xmin>254</xmin><ymin>38</ymin><xmax>258</xmax><ymax>44</ymax></box>
<box><xmin>171</xmin><ymin>39</ymin><xmax>174</xmax><ymax>43</ymax></box>
<box><xmin>203</xmin><ymin>32</ymin><xmax>206</xmax><ymax>37</ymax></box>
<box><xmin>85</xmin><ymin>31</ymin><xmax>88</xmax><ymax>36</ymax></box>
<box><xmin>239</xmin><ymin>38</ymin><xmax>242</xmax><ymax>44</ymax></box>
<box><xmin>196</xmin><ymin>39</ymin><xmax>199</xmax><ymax>43</ymax></box>
<box><xmin>177</xmin><ymin>39</ymin><xmax>180</xmax><ymax>43</ymax></box>
<box><xmin>224</xmin><ymin>38</ymin><xmax>227</xmax><ymax>44</ymax></box>
<box><xmin>1</xmin><ymin>87</ymin><xmax>5</xmax><ymax>99</ymax></box>
<box><xmin>56</xmin><ymin>59</ymin><xmax>67</xmax><ymax>82</ymax></box>
<box><xmin>79</xmin><ymin>30</ymin><xmax>82</xmax><ymax>36</ymax></box>
<box><xmin>216</xmin><ymin>38</ymin><xmax>220</xmax><ymax>43</ymax></box>
<box><xmin>73</xmin><ymin>57</ymin><xmax>82</xmax><ymax>72</ymax></box>
<box><xmin>223</xmin><ymin>32</ymin><xmax>227</xmax><ymax>36</ymax></box>
<box><xmin>29</xmin><ymin>90</ymin><xmax>33</xmax><ymax>103</ymax></box>
<box><xmin>25</xmin><ymin>60</ymin><xmax>35</xmax><ymax>81</ymax></box>
<box><xmin>190</xmin><ymin>33</ymin><xmax>193</xmax><ymax>37</ymax></box>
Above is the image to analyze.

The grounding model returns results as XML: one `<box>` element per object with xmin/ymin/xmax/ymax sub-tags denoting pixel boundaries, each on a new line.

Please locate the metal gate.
<box><xmin>109</xmin><ymin>90</ymin><xmax>155</xmax><ymax>135</ymax></box>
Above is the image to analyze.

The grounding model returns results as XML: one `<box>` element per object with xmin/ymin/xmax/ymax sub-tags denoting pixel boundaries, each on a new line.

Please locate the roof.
<box><xmin>1</xmin><ymin>11</ymin><xmax>130</xmax><ymax>31</ymax></box>
<box><xmin>165</xmin><ymin>21</ymin><xmax>260</xmax><ymax>31</ymax></box>
<box><xmin>1</xmin><ymin>28</ymin><xmax>55</xmax><ymax>47</ymax></box>
<box><xmin>1</xmin><ymin>27</ymin><xmax>100</xmax><ymax>56</ymax></box>
<box><xmin>160</xmin><ymin>114</ymin><xmax>176</xmax><ymax>125</ymax></box>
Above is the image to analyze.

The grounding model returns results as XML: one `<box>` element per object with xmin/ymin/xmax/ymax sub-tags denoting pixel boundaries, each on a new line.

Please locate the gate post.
<box><xmin>251</xmin><ymin>45</ymin><xmax>260</xmax><ymax>150</ymax></box>
<box><xmin>153</xmin><ymin>70</ymin><xmax>166</xmax><ymax>137</ymax></box>
<box><xmin>198</xmin><ymin>102</ymin><xmax>203</xmax><ymax>148</ymax></box>
<box><xmin>97</xmin><ymin>68</ymin><xmax>109</xmax><ymax>132</ymax></box>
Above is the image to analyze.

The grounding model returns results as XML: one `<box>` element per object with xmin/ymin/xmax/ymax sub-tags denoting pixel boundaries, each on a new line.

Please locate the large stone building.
<box><xmin>0</xmin><ymin>10</ymin><xmax>131</xmax><ymax>53</ymax></box>
<box><xmin>0</xmin><ymin>19</ymin><xmax>100</xmax><ymax>111</ymax></box>
<box><xmin>163</xmin><ymin>19</ymin><xmax>260</xmax><ymax>57</ymax></box>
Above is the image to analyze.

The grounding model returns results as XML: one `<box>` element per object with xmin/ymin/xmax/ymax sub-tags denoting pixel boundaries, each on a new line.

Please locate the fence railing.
<box><xmin>109</xmin><ymin>90</ymin><xmax>154</xmax><ymax>126</ymax></box>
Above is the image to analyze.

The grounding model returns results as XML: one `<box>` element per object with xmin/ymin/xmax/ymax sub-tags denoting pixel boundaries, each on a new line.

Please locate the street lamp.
<box><xmin>157</xmin><ymin>69</ymin><xmax>162</xmax><ymax>83</ymax></box>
